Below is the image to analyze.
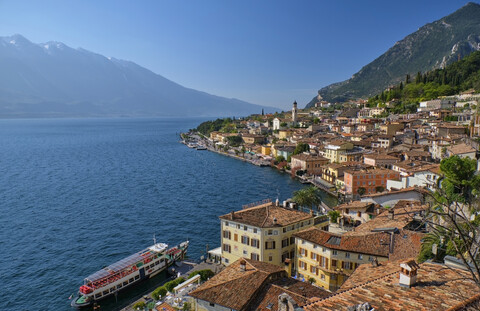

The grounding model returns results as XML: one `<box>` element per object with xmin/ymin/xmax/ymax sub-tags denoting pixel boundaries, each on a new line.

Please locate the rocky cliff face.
<box><xmin>306</xmin><ymin>2</ymin><xmax>480</xmax><ymax>107</ymax></box>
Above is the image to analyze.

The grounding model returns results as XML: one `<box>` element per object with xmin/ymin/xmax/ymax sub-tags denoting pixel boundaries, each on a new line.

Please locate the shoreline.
<box><xmin>180</xmin><ymin>131</ymin><xmax>339</xmax><ymax>204</ymax></box>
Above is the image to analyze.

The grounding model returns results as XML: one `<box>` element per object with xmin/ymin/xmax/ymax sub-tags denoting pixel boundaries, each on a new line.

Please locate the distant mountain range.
<box><xmin>306</xmin><ymin>2</ymin><xmax>480</xmax><ymax>107</ymax></box>
<box><xmin>0</xmin><ymin>35</ymin><xmax>277</xmax><ymax>118</ymax></box>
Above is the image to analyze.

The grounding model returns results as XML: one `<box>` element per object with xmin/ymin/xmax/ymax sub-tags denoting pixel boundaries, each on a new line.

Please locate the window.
<box><xmin>331</xmin><ymin>260</ymin><xmax>337</xmax><ymax>268</ymax></box>
<box><xmin>222</xmin><ymin>244</ymin><xmax>231</xmax><ymax>253</ymax></box>
<box><xmin>321</xmin><ymin>274</ymin><xmax>325</xmax><ymax>280</ymax></box>
<box><xmin>251</xmin><ymin>238</ymin><xmax>260</xmax><ymax>248</ymax></box>
<box><xmin>345</xmin><ymin>252</ymin><xmax>350</xmax><ymax>259</ymax></box>
<box><xmin>241</xmin><ymin>236</ymin><xmax>250</xmax><ymax>245</ymax></box>
<box><xmin>273</xmin><ymin>230</ymin><xmax>278</xmax><ymax>235</ymax></box>
<box><xmin>251</xmin><ymin>253</ymin><xmax>259</xmax><ymax>261</ymax></box>
<box><xmin>322</xmin><ymin>247</ymin><xmax>326</xmax><ymax>252</ymax></box>
<box><xmin>224</xmin><ymin>221</ymin><xmax>229</xmax><ymax>226</ymax></box>
<box><xmin>110</xmin><ymin>287</ymin><xmax>115</xmax><ymax>293</ymax></box>
<box><xmin>268</xmin><ymin>255</ymin><xmax>273</xmax><ymax>261</ymax></box>
<box><xmin>358</xmin><ymin>254</ymin><xmax>363</xmax><ymax>260</ymax></box>
<box><xmin>134</xmin><ymin>275</ymin><xmax>140</xmax><ymax>280</ymax></box>
<box><xmin>265</xmin><ymin>241</ymin><xmax>276</xmax><ymax>249</ymax></box>
<box><xmin>332</xmin><ymin>250</ymin><xmax>338</xmax><ymax>256</ymax></box>
<box><xmin>243</xmin><ymin>250</ymin><xmax>247</xmax><ymax>255</ymax></box>
<box><xmin>129</xmin><ymin>278</ymin><xmax>134</xmax><ymax>283</ymax></box>
<box><xmin>237</xmin><ymin>224</ymin><xmax>240</xmax><ymax>229</ymax></box>
<box><xmin>290</xmin><ymin>237</ymin><xmax>295</xmax><ymax>245</ymax></box>
<box><xmin>244</xmin><ymin>225</ymin><xmax>247</xmax><ymax>231</ymax></box>
<box><xmin>343</xmin><ymin>261</ymin><xmax>352</xmax><ymax>270</ymax></box>
<box><xmin>319</xmin><ymin>256</ymin><xmax>328</xmax><ymax>269</ymax></box>
<box><xmin>123</xmin><ymin>281</ymin><xmax>128</xmax><ymax>286</ymax></box>
<box><xmin>210</xmin><ymin>303</ymin><xmax>215</xmax><ymax>307</ymax></box>
<box><xmin>253</xmin><ymin>228</ymin><xmax>258</xmax><ymax>234</ymax></box>
<box><xmin>310</xmin><ymin>266</ymin><xmax>317</xmax><ymax>274</ymax></box>
<box><xmin>282</xmin><ymin>238</ymin><xmax>289</xmax><ymax>248</ymax></box>
<box><xmin>103</xmin><ymin>290</ymin><xmax>109</xmax><ymax>296</ymax></box>
<box><xmin>299</xmin><ymin>261</ymin><xmax>307</xmax><ymax>270</ymax></box>
<box><xmin>234</xmin><ymin>233</ymin><xmax>238</xmax><ymax>242</ymax></box>
<box><xmin>299</xmin><ymin>248</ymin><xmax>308</xmax><ymax>256</ymax></box>
<box><xmin>311</xmin><ymin>252</ymin><xmax>317</xmax><ymax>260</ymax></box>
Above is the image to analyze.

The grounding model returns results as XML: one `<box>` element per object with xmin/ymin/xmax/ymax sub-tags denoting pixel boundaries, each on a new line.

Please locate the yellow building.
<box><xmin>293</xmin><ymin>227</ymin><xmax>410</xmax><ymax>291</ymax></box>
<box><xmin>324</xmin><ymin>141</ymin><xmax>354</xmax><ymax>163</ymax></box>
<box><xmin>261</xmin><ymin>145</ymin><xmax>272</xmax><ymax>156</ymax></box>
<box><xmin>278</xmin><ymin>129</ymin><xmax>294</xmax><ymax>140</ymax></box>
<box><xmin>219</xmin><ymin>200</ymin><xmax>328</xmax><ymax>270</ymax></box>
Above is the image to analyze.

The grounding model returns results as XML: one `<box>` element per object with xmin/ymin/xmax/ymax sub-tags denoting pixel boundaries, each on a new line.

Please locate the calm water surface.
<box><xmin>0</xmin><ymin>117</ymin><xmax>336</xmax><ymax>310</ymax></box>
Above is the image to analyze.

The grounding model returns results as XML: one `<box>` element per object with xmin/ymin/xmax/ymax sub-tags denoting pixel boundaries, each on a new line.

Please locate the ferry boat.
<box><xmin>71</xmin><ymin>239</ymin><xmax>189</xmax><ymax>308</ymax></box>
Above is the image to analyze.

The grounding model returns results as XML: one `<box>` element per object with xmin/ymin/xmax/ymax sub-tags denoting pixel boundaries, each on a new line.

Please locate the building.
<box><xmin>290</xmin><ymin>154</ymin><xmax>329</xmax><ymax>176</ymax></box>
<box><xmin>334</xmin><ymin>201</ymin><xmax>380</xmax><ymax>225</ymax></box>
<box><xmin>445</xmin><ymin>143</ymin><xmax>477</xmax><ymax>160</ymax></box>
<box><xmin>324</xmin><ymin>141</ymin><xmax>355</xmax><ymax>163</ymax></box>
<box><xmin>219</xmin><ymin>200</ymin><xmax>325</xmax><ymax>268</ymax></box>
<box><xmin>363</xmin><ymin>153</ymin><xmax>398</xmax><ymax>169</ymax></box>
<box><xmin>387</xmin><ymin>164</ymin><xmax>441</xmax><ymax>191</ymax></box>
<box><xmin>189</xmin><ymin>258</ymin><xmax>330</xmax><ymax>311</ymax></box>
<box><xmin>303</xmin><ymin>259</ymin><xmax>480</xmax><ymax>311</ymax></box>
<box><xmin>260</xmin><ymin>145</ymin><xmax>272</xmax><ymax>156</ymax></box>
<box><xmin>241</xmin><ymin>134</ymin><xmax>265</xmax><ymax>144</ymax></box>
<box><xmin>293</xmin><ymin>227</ymin><xmax>423</xmax><ymax>292</ymax></box>
<box><xmin>379</xmin><ymin>123</ymin><xmax>404</xmax><ymax>135</ymax></box>
<box><xmin>292</xmin><ymin>101</ymin><xmax>298</xmax><ymax>125</ymax></box>
<box><xmin>343</xmin><ymin>168</ymin><xmax>400</xmax><ymax>196</ymax></box>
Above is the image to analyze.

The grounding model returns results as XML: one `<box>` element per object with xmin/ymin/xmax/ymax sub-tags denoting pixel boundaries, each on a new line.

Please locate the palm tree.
<box><xmin>293</xmin><ymin>186</ymin><xmax>322</xmax><ymax>213</ymax></box>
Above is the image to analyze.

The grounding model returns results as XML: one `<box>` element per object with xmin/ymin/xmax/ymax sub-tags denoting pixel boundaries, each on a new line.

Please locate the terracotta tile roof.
<box><xmin>188</xmin><ymin>258</ymin><xmax>285</xmax><ymax>310</ymax></box>
<box><xmin>353</xmin><ymin>200</ymin><xmax>427</xmax><ymax>232</ymax></box>
<box><xmin>189</xmin><ymin>258</ymin><xmax>330</xmax><ymax>311</ymax></box>
<box><xmin>295</xmin><ymin>225</ymin><xmax>424</xmax><ymax>261</ymax></box>
<box><xmin>334</xmin><ymin>201</ymin><xmax>375</xmax><ymax>210</ymax></box>
<box><xmin>360</xmin><ymin>186</ymin><xmax>428</xmax><ymax>198</ymax></box>
<box><xmin>291</xmin><ymin>154</ymin><xmax>329</xmax><ymax>162</ymax></box>
<box><xmin>155</xmin><ymin>302</ymin><xmax>176</xmax><ymax>311</ymax></box>
<box><xmin>251</xmin><ymin>277</ymin><xmax>331</xmax><ymax>311</ymax></box>
<box><xmin>363</xmin><ymin>153</ymin><xmax>399</xmax><ymax>160</ymax></box>
<box><xmin>219</xmin><ymin>203</ymin><xmax>313</xmax><ymax>228</ymax></box>
<box><xmin>303</xmin><ymin>261</ymin><xmax>479</xmax><ymax>311</ymax></box>
<box><xmin>447</xmin><ymin>143</ymin><xmax>476</xmax><ymax>155</ymax></box>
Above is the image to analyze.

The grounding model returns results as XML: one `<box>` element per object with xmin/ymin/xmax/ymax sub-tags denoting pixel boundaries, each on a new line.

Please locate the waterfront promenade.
<box><xmin>120</xmin><ymin>260</ymin><xmax>224</xmax><ymax>311</ymax></box>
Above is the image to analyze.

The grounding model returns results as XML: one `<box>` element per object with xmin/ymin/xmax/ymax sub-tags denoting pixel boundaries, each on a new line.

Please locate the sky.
<box><xmin>0</xmin><ymin>0</ymin><xmax>475</xmax><ymax>110</ymax></box>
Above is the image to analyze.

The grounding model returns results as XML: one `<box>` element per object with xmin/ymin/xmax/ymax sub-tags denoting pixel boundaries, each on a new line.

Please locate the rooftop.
<box><xmin>303</xmin><ymin>260</ymin><xmax>480</xmax><ymax>311</ymax></box>
<box><xmin>219</xmin><ymin>202</ymin><xmax>313</xmax><ymax>228</ymax></box>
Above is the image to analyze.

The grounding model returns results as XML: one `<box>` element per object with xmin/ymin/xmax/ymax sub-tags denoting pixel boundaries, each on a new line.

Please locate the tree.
<box><xmin>308</xmin><ymin>277</ymin><xmax>316</xmax><ymax>284</ymax></box>
<box><xmin>328</xmin><ymin>210</ymin><xmax>340</xmax><ymax>223</ymax></box>
<box><xmin>293</xmin><ymin>186</ymin><xmax>322</xmax><ymax>213</ymax></box>
<box><xmin>419</xmin><ymin>156</ymin><xmax>480</xmax><ymax>286</ymax></box>
<box><xmin>375</xmin><ymin>186</ymin><xmax>385</xmax><ymax>193</ymax></box>
<box><xmin>357</xmin><ymin>187</ymin><xmax>366</xmax><ymax>196</ymax></box>
<box><xmin>293</xmin><ymin>143</ymin><xmax>310</xmax><ymax>155</ymax></box>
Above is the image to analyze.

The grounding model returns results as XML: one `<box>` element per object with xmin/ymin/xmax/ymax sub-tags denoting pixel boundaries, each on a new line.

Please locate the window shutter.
<box><xmin>341</xmin><ymin>261</ymin><xmax>345</xmax><ymax>269</ymax></box>
<box><xmin>272</xmin><ymin>241</ymin><xmax>276</xmax><ymax>249</ymax></box>
<box><xmin>325</xmin><ymin>260</ymin><xmax>329</xmax><ymax>270</ymax></box>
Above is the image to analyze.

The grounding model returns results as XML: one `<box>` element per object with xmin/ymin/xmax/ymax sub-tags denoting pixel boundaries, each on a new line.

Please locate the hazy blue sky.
<box><xmin>0</xmin><ymin>0</ymin><xmax>474</xmax><ymax>110</ymax></box>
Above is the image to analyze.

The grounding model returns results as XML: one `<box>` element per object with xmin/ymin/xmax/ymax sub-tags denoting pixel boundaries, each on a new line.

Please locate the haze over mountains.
<box><xmin>0</xmin><ymin>34</ymin><xmax>277</xmax><ymax>118</ymax></box>
<box><xmin>306</xmin><ymin>2</ymin><xmax>480</xmax><ymax>107</ymax></box>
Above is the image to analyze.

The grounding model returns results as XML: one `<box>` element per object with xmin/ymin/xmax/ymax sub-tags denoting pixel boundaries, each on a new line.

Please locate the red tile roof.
<box><xmin>303</xmin><ymin>260</ymin><xmax>480</xmax><ymax>311</ymax></box>
<box><xmin>219</xmin><ymin>203</ymin><xmax>313</xmax><ymax>228</ymax></box>
<box><xmin>189</xmin><ymin>258</ymin><xmax>330</xmax><ymax>311</ymax></box>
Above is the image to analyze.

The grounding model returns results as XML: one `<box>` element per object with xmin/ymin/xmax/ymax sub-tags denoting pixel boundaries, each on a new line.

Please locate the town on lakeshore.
<box><xmin>113</xmin><ymin>89</ymin><xmax>480</xmax><ymax>311</ymax></box>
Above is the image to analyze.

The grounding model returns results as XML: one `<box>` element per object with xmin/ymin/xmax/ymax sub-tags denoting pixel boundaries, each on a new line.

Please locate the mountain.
<box><xmin>306</xmin><ymin>2</ymin><xmax>480</xmax><ymax>107</ymax></box>
<box><xmin>0</xmin><ymin>35</ymin><xmax>277</xmax><ymax>117</ymax></box>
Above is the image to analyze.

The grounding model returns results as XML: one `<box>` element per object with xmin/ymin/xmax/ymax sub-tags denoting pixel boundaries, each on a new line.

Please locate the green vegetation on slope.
<box><xmin>367</xmin><ymin>50</ymin><xmax>480</xmax><ymax>113</ymax></box>
<box><xmin>306</xmin><ymin>2</ymin><xmax>480</xmax><ymax>107</ymax></box>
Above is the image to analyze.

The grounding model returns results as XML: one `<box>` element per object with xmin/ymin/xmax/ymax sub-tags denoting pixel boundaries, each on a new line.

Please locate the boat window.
<box><xmin>123</xmin><ymin>281</ymin><xmax>128</xmax><ymax>286</ymax></box>
<box><xmin>103</xmin><ymin>290</ymin><xmax>109</xmax><ymax>295</ymax></box>
<box><xmin>95</xmin><ymin>293</ymin><xmax>102</xmax><ymax>299</ymax></box>
<box><xmin>117</xmin><ymin>284</ymin><xmax>122</xmax><ymax>289</ymax></box>
<box><xmin>149</xmin><ymin>264</ymin><xmax>154</xmax><ymax>269</ymax></box>
<box><xmin>161</xmin><ymin>259</ymin><xmax>164</xmax><ymax>262</ymax></box>
<box><xmin>135</xmin><ymin>275</ymin><xmax>140</xmax><ymax>280</ymax></box>
<box><xmin>110</xmin><ymin>288</ymin><xmax>115</xmax><ymax>293</ymax></box>
<box><xmin>129</xmin><ymin>278</ymin><xmax>134</xmax><ymax>283</ymax></box>
<box><xmin>155</xmin><ymin>261</ymin><xmax>159</xmax><ymax>266</ymax></box>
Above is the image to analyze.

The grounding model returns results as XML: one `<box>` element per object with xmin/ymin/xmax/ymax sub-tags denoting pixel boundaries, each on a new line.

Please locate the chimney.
<box><xmin>273</xmin><ymin>217</ymin><xmax>278</xmax><ymax>225</ymax></box>
<box><xmin>240</xmin><ymin>259</ymin><xmax>246</xmax><ymax>271</ymax></box>
<box><xmin>278</xmin><ymin>293</ymin><xmax>298</xmax><ymax>311</ymax></box>
<box><xmin>230</xmin><ymin>211</ymin><xmax>235</xmax><ymax>220</ymax></box>
<box><xmin>371</xmin><ymin>257</ymin><xmax>379</xmax><ymax>267</ymax></box>
<box><xmin>275</xmin><ymin>198</ymin><xmax>279</xmax><ymax>206</ymax></box>
<box><xmin>399</xmin><ymin>260</ymin><xmax>419</xmax><ymax>287</ymax></box>
<box><xmin>388</xmin><ymin>209</ymin><xmax>394</xmax><ymax>220</ymax></box>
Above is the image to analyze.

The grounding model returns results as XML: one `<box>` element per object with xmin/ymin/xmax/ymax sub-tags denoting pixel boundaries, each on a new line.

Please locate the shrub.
<box><xmin>152</xmin><ymin>286</ymin><xmax>167</xmax><ymax>300</ymax></box>
<box><xmin>188</xmin><ymin>269</ymin><xmax>215</xmax><ymax>282</ymax></box>
<box><xmin>133</xmin><ymin>301</ymin><xmax>146</xmax><ymax>310</ymax></box>
<box><xmin>165</xmin><ymin>277</ymin><xmax>185</xmax><ymax>292</ymax></box>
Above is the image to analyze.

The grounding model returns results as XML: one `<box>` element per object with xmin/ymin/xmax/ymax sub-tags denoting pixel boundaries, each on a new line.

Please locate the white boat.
<box><xmin>71</xmin><ymin>239</ymin><xmax>189</xmax><ymax>308</ymax></box>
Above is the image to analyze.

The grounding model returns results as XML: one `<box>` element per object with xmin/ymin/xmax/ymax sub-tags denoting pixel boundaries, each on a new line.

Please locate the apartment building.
<box><xmin>219</xmin><ymin>200</ymin><xmax>327</xmax><ymax>269</ymax></box>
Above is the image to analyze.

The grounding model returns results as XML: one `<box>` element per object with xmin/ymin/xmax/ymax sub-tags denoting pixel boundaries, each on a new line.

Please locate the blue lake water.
<box><xmin>0</xmin><ymin>117</ymin><xmax>336</xmax><ymax>310</ymax></box>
